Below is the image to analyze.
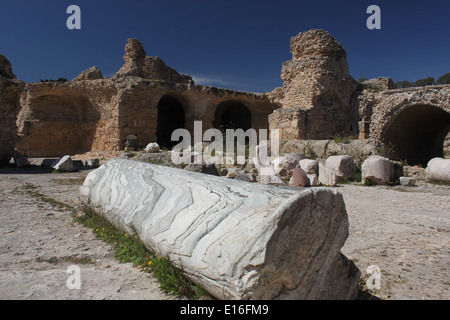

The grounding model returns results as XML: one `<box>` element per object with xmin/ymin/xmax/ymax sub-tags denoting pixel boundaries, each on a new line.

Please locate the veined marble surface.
<box><xmin>80</xmin><ymin>159</ymin><xmax>360</xmax><ymax>300</ymax></box>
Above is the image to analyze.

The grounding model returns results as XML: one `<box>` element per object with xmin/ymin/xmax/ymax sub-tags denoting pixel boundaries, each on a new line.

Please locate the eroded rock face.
<box><xmin>80</xmin><ymin>159</ymin><xmax>360</xmax><ymax>300</ymax></box>
<box><xmin>73</xmin><ymin>66</ymin><xmax>103</xmax><ymax>81</ymax></box>
<box><xmin>0</xmin><ymin>55</ymin><xmax>25</xmax><ymax>166</ymax></box>
<box><xmin>0</xmin><ymin>55</ymin><xmax>15</xmax><ymax>79</ymax></box>
<box><xmin>269</xmin><ymin>29</ymin><xmax>358</xmax><ymax>139</ymax></box>
<box><xmin>115</xmin><ymin>38</ymin><xmax>147</xmax><ymax>78</ymax></box>
<box><xmin>114</xmin><ymin>38</ymin><xmax>193</xmax><ymax>84</ymax></box>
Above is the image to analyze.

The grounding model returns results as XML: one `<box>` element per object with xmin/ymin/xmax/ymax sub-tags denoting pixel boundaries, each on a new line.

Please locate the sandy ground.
<box><xmin>0</xmin><ymin>162</ymin><xmax>448</xmax><ymax>300</ymax></box>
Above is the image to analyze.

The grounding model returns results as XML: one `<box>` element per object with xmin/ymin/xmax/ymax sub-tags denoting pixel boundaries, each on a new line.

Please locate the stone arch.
<box><xmin>18</xmin><ymin>93</ymin><xmax>100</xmax><ymax>157</ymax></box>
<box><xmin>156</xmin><ymin>94</ymin><xmax>186</xmax><ymax>149</ymax></box>
<box><xmin>214</xmin><ymin>101</ymin><xmax>252</xmax><ymax>131</ymax></box>
<box><xmin>381</xmin><ymin>104</ymin><xmax>450</xmax><ymax>166</ymax></box>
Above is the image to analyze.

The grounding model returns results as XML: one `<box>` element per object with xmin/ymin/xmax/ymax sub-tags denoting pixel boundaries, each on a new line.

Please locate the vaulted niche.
<box><xmin>214</xmin><ymin>101</ymin><xmax>252</xmax><ymax>131</ymax></box>
<box><xmin>156</xmin><ymin>95</ymin><xmax>185</xmax><ymax>149</ymax></box>
<box><xmin>382</xmin><ymin>104</ymin><xmax>450</xmax><ymax>166</ymax></box>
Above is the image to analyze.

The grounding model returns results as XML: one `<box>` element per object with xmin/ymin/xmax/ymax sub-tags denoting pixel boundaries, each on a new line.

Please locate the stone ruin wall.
<box><xmin>0</xmin><ymin>55</ymin><xmax>25</xmax><ymax>166</ymax></box>
<box><xmin>267</xmin><ymin>29</ymin><xmax>449</xmax><ymax>164</ymax></box>
<box><xmin>268</xmin><ymin>29</ymin><xmax>359</xmax><ymax>140</ymax></box>
<box><xmin>16</xmin><ymin>80</ymin><xmax>120</xmax><ymax>157</ymax></box>
<box><xmin>1</xmin><ymin>30</ymin><xmax>449</xmax><ymax>164</ymax></box>
<box><xmin>5</xmin><ymin>38</ymin><xmax>277</xmax><ymax>159</ymax></box>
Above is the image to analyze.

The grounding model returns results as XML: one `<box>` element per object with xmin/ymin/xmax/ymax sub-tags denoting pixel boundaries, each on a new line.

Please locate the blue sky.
<box><xmin>1</xmin><ymin>0</ymin><xmax>449</xmax><ymax>92</ymax></box>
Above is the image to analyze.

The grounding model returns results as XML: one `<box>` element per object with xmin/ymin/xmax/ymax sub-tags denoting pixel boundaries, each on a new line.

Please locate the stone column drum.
<box><xmin>80</xmin><ymin>159</ymin><xmax>360</xmax><ymax>300</ymax></box>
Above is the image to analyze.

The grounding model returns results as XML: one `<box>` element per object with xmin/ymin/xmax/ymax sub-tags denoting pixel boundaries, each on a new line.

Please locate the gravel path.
<box><xmin>0</xmin><ymin>165</ymin><xmax>448</xmax><ymax>300</ymax></box>
<box><xmin>0</xmin><ymin>166</ymin><xmax>173</xmax><ymax>300</ymax></box>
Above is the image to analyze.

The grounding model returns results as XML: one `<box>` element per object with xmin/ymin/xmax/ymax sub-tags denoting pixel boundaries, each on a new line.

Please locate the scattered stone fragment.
<box><xmin>289</xmin><ymin>167</ymin><xmax>310</xmax><ymax>187</ymax></box>
<box><xmin>361</xmin><ymin>155</ymin><xmax>391</xmax><ymax>185</ymax></box>
<box><xmin>255</xmin><ymin>144</ymin><xmax>284</xmax><ymax>185</ymax></box>
<box><xmin>145</xmin><ymin>142</ymin><xmax>161</xmax><ymax>153</ymax></box>
<box><xmin>184</xmin><ymin>163</ymin><xmax>219</xmax><ymax>176</ymax></box>
<box><xmin>235</xmin><ymin>173</ymin><xmax>252</xmax><ymax>182</ymax></box>
<box><xmin>426</xmin><ymin>157</ymin><xmax>450</xmax><ymax>182</ymax></box>
<box><xmin>51</xmin><ymin>155</ymin><xmax>76</xmax><ymax>172</ymax></box>
<box><xmin>318</xmin><ymin>163</ymin><xmax>338</xmax><ymax>186</ymax></box>
<box><xmin>325</xmin><ymin>155</ymin><xmax>356</xmax><ymax>180</ymax></box>
<box><xmin>272</xmin><ymin>156</ymin><xmax>300</xmax><ymax>179</ymax></box>
<box><xmin>13</xmin><ymin>151</ymin><xmax>29</xmax><ymax>168</ymax></box>
<box><xmin>85</xmin><ymin>159</ymin><xmax>100</xmax><ymax>168</ymax></box>
<box><xmin>307</xmin><ymin>173</ymin><xmax>318</xmax><ymax>186</ymax></box>
<box><xmin>399</xmin><ymin>177</ymin><xmax>416</xmax><ymax>186</ymax></box>
<box><xmin>299</xmin><ymin>159</ymin><xmax>319</xmax><ymax>174</ymax></box>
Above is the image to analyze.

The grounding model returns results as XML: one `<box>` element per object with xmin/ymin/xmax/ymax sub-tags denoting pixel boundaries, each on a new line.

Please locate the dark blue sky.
<box><xmin>1</xmin><ymin>0</ymin><xmax>449</xmax><ymax>92</ymax></box>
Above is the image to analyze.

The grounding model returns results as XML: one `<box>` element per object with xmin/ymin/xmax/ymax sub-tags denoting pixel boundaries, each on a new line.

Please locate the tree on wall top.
<box><xmin>437</xmin><ymin>73</ymin><xmax>450</xmax><ymax>85</ymax></box>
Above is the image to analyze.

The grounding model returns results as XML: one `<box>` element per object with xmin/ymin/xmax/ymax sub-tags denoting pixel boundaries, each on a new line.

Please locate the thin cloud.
<box><xmin>191</xmin><ymin>75</ymin><xmax>234</xmax><ymax>87</ymax></box>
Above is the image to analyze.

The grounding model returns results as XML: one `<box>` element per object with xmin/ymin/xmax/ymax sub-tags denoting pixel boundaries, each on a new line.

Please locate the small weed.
<box><xmin>427</xmin><ymin>180</ymin><xmax>450</xmax><ymax>186</ymax></box>
<box><xmin>148</xmin><ymin>159</ymin><xmax>165</xmax><ymax>165</ymax></box>
<box><xmin>18</xmin><ymin>183</ymin><xmax>76</xmax><ymax>214</ymax></box>
<box><xmin>333</xmin><ymin>133</ymin><xmax>351</xmax><ymax>144</ymax></box>
<box><xmin>305</xmin><ymin>146</ymin><xmax>318</xmax><ymax>160</ymax></box>
<box><xmin>76</xmin><ymin>205</ymin><xmax>213</xmax><ymax>300</ymax></box>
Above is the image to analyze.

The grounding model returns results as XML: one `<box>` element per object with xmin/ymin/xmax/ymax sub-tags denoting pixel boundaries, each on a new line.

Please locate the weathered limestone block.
<box><xmin>318</xmin><ymin>163</ymin><xmax>338</xmax><ymax>186</ymax></box>
<box><xmin>80</xmin><ymin>159</ymin><xmax>360</xmax><ymax>300</ymax></box>
<box><xmin>299</xmin><ymin>159</ymin><xmax>319</xmax><ymax>174</ymax></box>
<box><xmin>426</xmin><ymin>158</ymin><xmax>450</xmax><ymax>182</ymax></box>
<box><xmin>307</xmin><ymin>173</ymin><xmax>318</xmax><ymax>186</ymax></box>
<box><xmin>271</xmin><ymin>156</ymin><xmax>299</xmax><ymax>178</ymax></box>
<box><xmin>325</xmin><ymin>155</ymin><xmax>356</xmax><ymax>180</ymax></box>
<box><xmin>289</xmin><ymin>167</ymin><xmax>310</xmax><ymax>187</ymax></box>
<box><xmin>361</xmin><ymin>155</ymin><xmax>391</xmax><ymax>185</ymax></box>
<box><xmin>399</xmin><ymin>177</ymin><xmax>416</xmax><ymax>186</ymax></box>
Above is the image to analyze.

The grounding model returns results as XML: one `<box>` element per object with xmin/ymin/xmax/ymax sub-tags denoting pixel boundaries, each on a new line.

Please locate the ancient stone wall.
<box><xmin>116</xmin><ymin>78</ymin><xmax>277</xmax><ymax>149</ymax></box>
<box><xmin>16</xmin><ymin>80</ymin><xmax>119</xmax><ymax>157</ymax></box>
<box><xmin>6</xmin><ymin>32</ymin><xmax>449</xmax><ymax>163</ymax></box>
<box><xmin>268</xmin><ymin>29</ymin><xmax>359</xmax><ymax>140</ymax></box>
<box><xmin>13</xmin><ymin>38</ymin><xmax>278</xmax><ymax>157</ymax></box>
<box><xmin>114</xmin><ymin>38</ymin><xmax>192</xmax><ymax>84</ymax></box>
<box><xmin>0</xmin><ymin>55</ymin><xmax>25</xmax><ymax>166</ymax></box>
<box><xmin>365</xmin><ymin>85</ymin><xmax>450</xmax><ymax>165</ymax></box>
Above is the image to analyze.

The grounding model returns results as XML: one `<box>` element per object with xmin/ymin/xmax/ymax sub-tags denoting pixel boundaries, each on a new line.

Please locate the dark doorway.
<box><xmin>214</xmin><ymin>101</ymin><xmax>252</xmax><ymax>131</ymax></box>
<box><xmin>383</xmin><ymin>104</ymin><xmax>450</xmax><ymax>166</ymax></box>
<box><xmin>156</xmin><ymin>95</ymin><xmax>185</xmax><ymax>149</ymax></box>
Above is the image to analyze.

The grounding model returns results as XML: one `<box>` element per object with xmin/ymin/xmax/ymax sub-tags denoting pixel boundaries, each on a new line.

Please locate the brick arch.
<box><xmin>156</xmin><ymin>93</ymin><xmax>187</xmax><ymax>149</ymax></box>
<box><xmin>213</xmin><ymin>100</ymin><xmax>252</xmax><ymax>131</ymax></box>
<box><xmin>370</xmin><ymin>87</ymin><xmax>450</xmax><ymax>165</ymax></box>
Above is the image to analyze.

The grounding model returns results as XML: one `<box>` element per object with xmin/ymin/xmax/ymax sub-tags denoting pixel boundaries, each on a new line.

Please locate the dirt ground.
<box><xmin>0</xmin><ymin>160</ymin><xmax>448</xmax><ymax>300</ymax></box>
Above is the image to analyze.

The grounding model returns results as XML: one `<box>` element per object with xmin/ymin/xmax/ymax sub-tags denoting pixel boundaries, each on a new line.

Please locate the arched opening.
<box><xmin>214</xmin><ymin>101</ymin><xmax>252</xmax><ymax>131</ymax></box>
<box><xmin>382</xmin><ymin>104</ymin><xmax>450</xmax><ymax>166</ymax></box>
<box><xmin>156</xmin><ymin>95</ymin><xmax>185</xmax><ymax>149</ymax></box>
<box><xmin>17</xmin><ymin>94</ymin><xmax>100</xmax><ymax>157</ymax></box>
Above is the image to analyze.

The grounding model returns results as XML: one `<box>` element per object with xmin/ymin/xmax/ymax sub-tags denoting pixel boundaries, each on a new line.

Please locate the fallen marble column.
<box><xmin>80</xmin><ymin>159</ymin><xmax>360</xmax><ymax>300</ymax></box>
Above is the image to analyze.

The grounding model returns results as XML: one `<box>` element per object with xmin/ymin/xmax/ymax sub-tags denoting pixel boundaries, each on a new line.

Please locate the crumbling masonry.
<box><xmin>1</xmin><ymin>29</ymin><xmax>449</xmax><ymax>166</ymax></box>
